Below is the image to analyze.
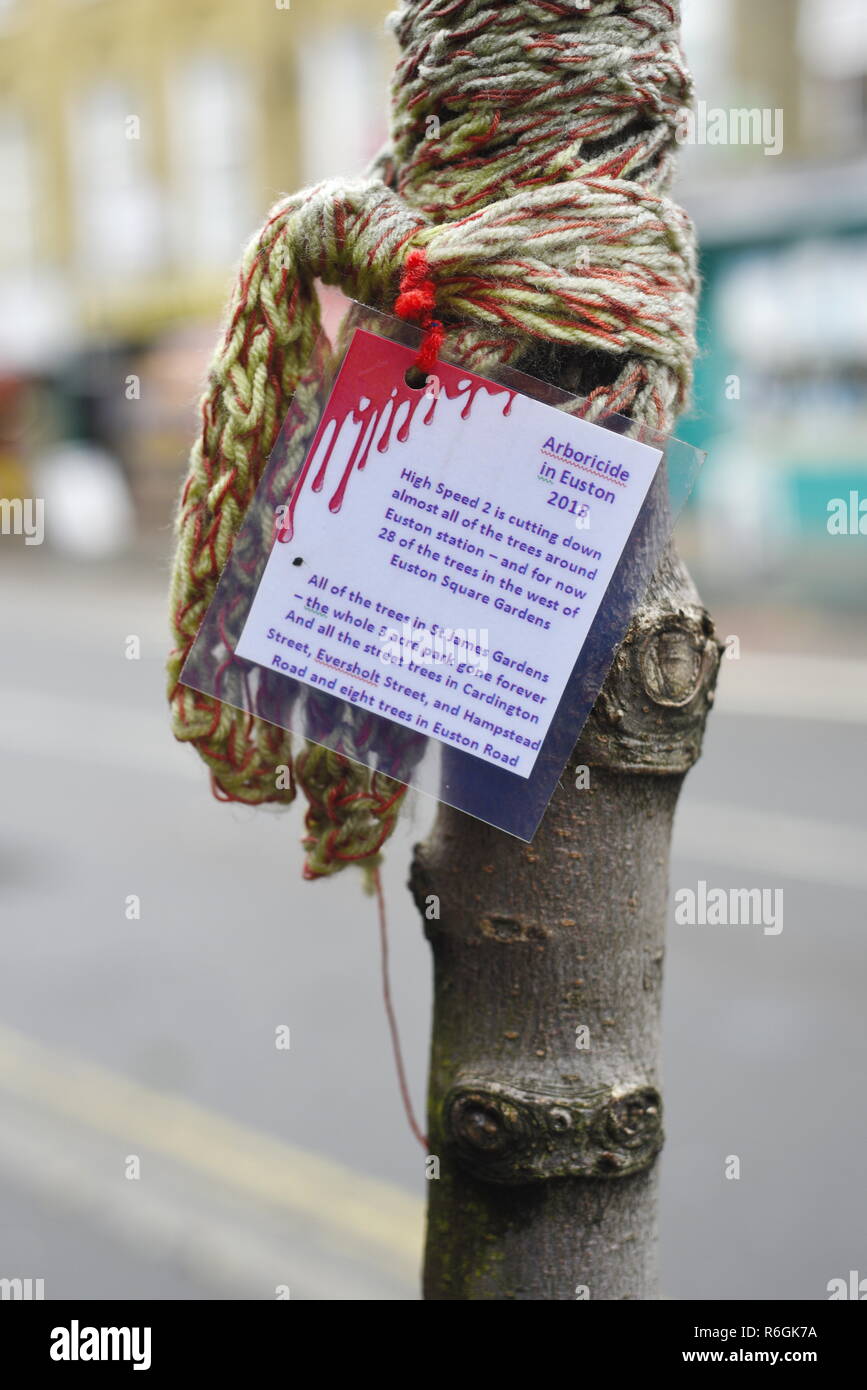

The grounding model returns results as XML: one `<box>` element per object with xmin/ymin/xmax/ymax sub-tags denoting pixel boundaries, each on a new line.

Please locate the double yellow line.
<box><xmin>0</xmin><ymin>1022</ymin><xmax>423</xmax><ymax>1281</ymax></box>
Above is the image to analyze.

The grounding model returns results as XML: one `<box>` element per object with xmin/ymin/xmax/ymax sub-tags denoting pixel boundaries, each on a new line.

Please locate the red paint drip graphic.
<box><xmin>277</xmin><ymin>330</ymin><xmax>516</xmax><ymax>543</ymax></box>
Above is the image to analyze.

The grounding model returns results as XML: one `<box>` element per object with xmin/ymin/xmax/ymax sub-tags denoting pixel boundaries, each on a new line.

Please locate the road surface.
<box><xmin>0</xmin><ymin>552</ymin><xmax>864</xmax><ymax>1300</ymax></box>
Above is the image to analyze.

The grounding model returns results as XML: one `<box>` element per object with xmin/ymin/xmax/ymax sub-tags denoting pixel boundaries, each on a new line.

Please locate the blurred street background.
<box><xmin>0</xmin><ymin>0</ymin><xmax>865</xmax><ymax>1299</ymax></box>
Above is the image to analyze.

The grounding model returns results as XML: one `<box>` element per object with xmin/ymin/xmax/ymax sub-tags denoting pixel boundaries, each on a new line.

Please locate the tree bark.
<box><xmin>410</xmin><ymin>548</ymin><xmax>721</xmax><ymax>1300</ymax></box>
<box><xmin>387</xmin><ymin>0</ymin><xmax>721</xmax><ymax>1299</ymax></box>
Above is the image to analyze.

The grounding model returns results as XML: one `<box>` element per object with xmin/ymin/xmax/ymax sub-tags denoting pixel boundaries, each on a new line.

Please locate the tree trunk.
<box><xmin>411</xmin><ymin>549</ymin><xmax>720</xmax><ymax>1299</ymax></box>
<box><xmin>388</xmin><ymin>0</ymin><xmax>722</xmax><ymax>1298</ymax></box>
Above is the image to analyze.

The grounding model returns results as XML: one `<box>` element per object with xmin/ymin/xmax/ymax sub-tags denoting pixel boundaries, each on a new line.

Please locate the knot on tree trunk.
<box><xmin>576</xmin><ymin>545</ymin><xmax>724</xmax><ymax>773</ymax></box>
<box><xmin>445</xmin><ymin>1080</ymin><xmax>663</xmax><ymax>1184</ymax></box>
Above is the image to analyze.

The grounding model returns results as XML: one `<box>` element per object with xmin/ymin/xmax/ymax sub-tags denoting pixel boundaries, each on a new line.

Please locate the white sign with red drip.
<box><xmin>235</xmin><ymin>328</ymin><xmax>662</xmax><ymax>780</ymax></box>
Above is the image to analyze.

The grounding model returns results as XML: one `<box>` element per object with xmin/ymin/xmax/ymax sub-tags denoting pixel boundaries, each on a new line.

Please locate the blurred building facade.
<box><xmin>0</xmin><ymin>0</ymin><xmax>393</xmax><ymax>539</ymax></box>
<box><xmin>1</xmin><ymin>0</ymin><xmax>865</xmax><ymax>600</ymax></box>
<box><xmin>678</xmin><ymin>0</ymin><xmax>867</xmax><ymax>606</ymax></box>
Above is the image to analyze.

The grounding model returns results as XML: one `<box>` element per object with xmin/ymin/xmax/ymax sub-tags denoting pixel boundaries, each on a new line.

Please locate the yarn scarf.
<box><xmin>168</xmin><ymin>0</ymin><xmax>698</xmax><ymax>878</ymax></box>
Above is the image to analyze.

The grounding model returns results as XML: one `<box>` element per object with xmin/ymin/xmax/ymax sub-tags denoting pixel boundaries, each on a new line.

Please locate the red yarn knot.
<box><xmin>394</xmin><ymin>247</ymin><xmax>435</xmax><ymax>321</ymax></box>
<box><xmin>417</xmin><ymin>319</ymin><xmax>444</xmax><ymax>375</ymax></box>
<box><xmin>394</xmin><ymin>247</ymin><xmax>442</xmax><ymax>376</ymax></box>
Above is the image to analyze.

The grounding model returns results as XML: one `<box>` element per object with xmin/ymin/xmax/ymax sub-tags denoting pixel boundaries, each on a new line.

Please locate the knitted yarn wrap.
<box><xmin>168</xmin><ymin>0</ymin><xmax>697</xmax><ymax>878</ymax></box>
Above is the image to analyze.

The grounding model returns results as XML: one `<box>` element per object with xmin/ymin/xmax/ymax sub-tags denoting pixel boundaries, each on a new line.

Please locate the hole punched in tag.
<box><xmin>404</xmin><ymin>364</ymin><xmax>429</xmax><ymax>390</ymax></box>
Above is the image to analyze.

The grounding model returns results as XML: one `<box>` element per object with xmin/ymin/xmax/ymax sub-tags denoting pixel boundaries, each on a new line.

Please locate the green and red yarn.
<box><xmin>167</xmin><ymin>0</ymin><xmax>698</xmax><ymax>878</ymax></box>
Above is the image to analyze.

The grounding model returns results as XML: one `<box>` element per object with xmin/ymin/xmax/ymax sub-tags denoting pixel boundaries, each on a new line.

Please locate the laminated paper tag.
<box><xmin>233</xmin><ymin>328</ymin><xmax>661</xmax><ymax>781</ymax></box>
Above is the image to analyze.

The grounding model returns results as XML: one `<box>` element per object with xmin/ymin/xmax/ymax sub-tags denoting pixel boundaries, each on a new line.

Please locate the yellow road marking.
<box><xmin>0</xmin><ymin>1023</ymin><xmax>424</xmax><ymax>1277</ymax></box>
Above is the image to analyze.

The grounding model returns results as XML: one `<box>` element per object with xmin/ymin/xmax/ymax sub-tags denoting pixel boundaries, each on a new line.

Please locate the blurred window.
<box><xmin>69</xmin><ymin>81</ymin><xmax>163</xmax><ymax>281</ymax></box>
<box><xmin>0</xmin><ymin>112</ymin><xmax>35</xmax><ymax>270</ymax></box>
<box><xmin>719</xmin><ymin>239</ymin><xmax>867</xmax><ymax>369</ymax></box>
<box><xmin>799</xmin><ymin>0</ymin><xmax>867</xmax><ymax>79</ymax></box>
<box><xmin>167</xmin><ymin>54</ymin><xmax>255</xmax><ymax>271</ymax></box>
<box><xmin>296</xmin><ymin>27</ymin><xmax>383</xmax><ymax>185</ymax></box>
<box><xmin>680</xmin><ymin>0</ymin><xmax>733</xmax><ymax>105</ymax></box>
<box><xmin>799</xmin><ymin>0</ymin><xmax>867</xmax><ymax>151</ymax></box>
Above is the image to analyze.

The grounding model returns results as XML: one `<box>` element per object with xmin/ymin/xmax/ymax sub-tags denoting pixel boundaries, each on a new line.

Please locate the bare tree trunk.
<box><xmin>387</xmin><ymin>0</ymin><xmax>722</xmax><ymax>1298</ymax></box>
<box><xmin>410</xmin><ymin>550</ymin><xmax>721</xmax><ymax>1300</ymax></box>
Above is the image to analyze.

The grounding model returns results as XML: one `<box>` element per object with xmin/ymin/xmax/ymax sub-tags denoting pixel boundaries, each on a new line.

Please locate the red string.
<box><xmin>373</xmin><ymin>866</ymin><xmax>428</xmax><ymax>1152</ymax></box>
<box><xmin>393</xmin><ymin>246</ymin><xmax>444</xmax><ymax>376</ymax></box>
